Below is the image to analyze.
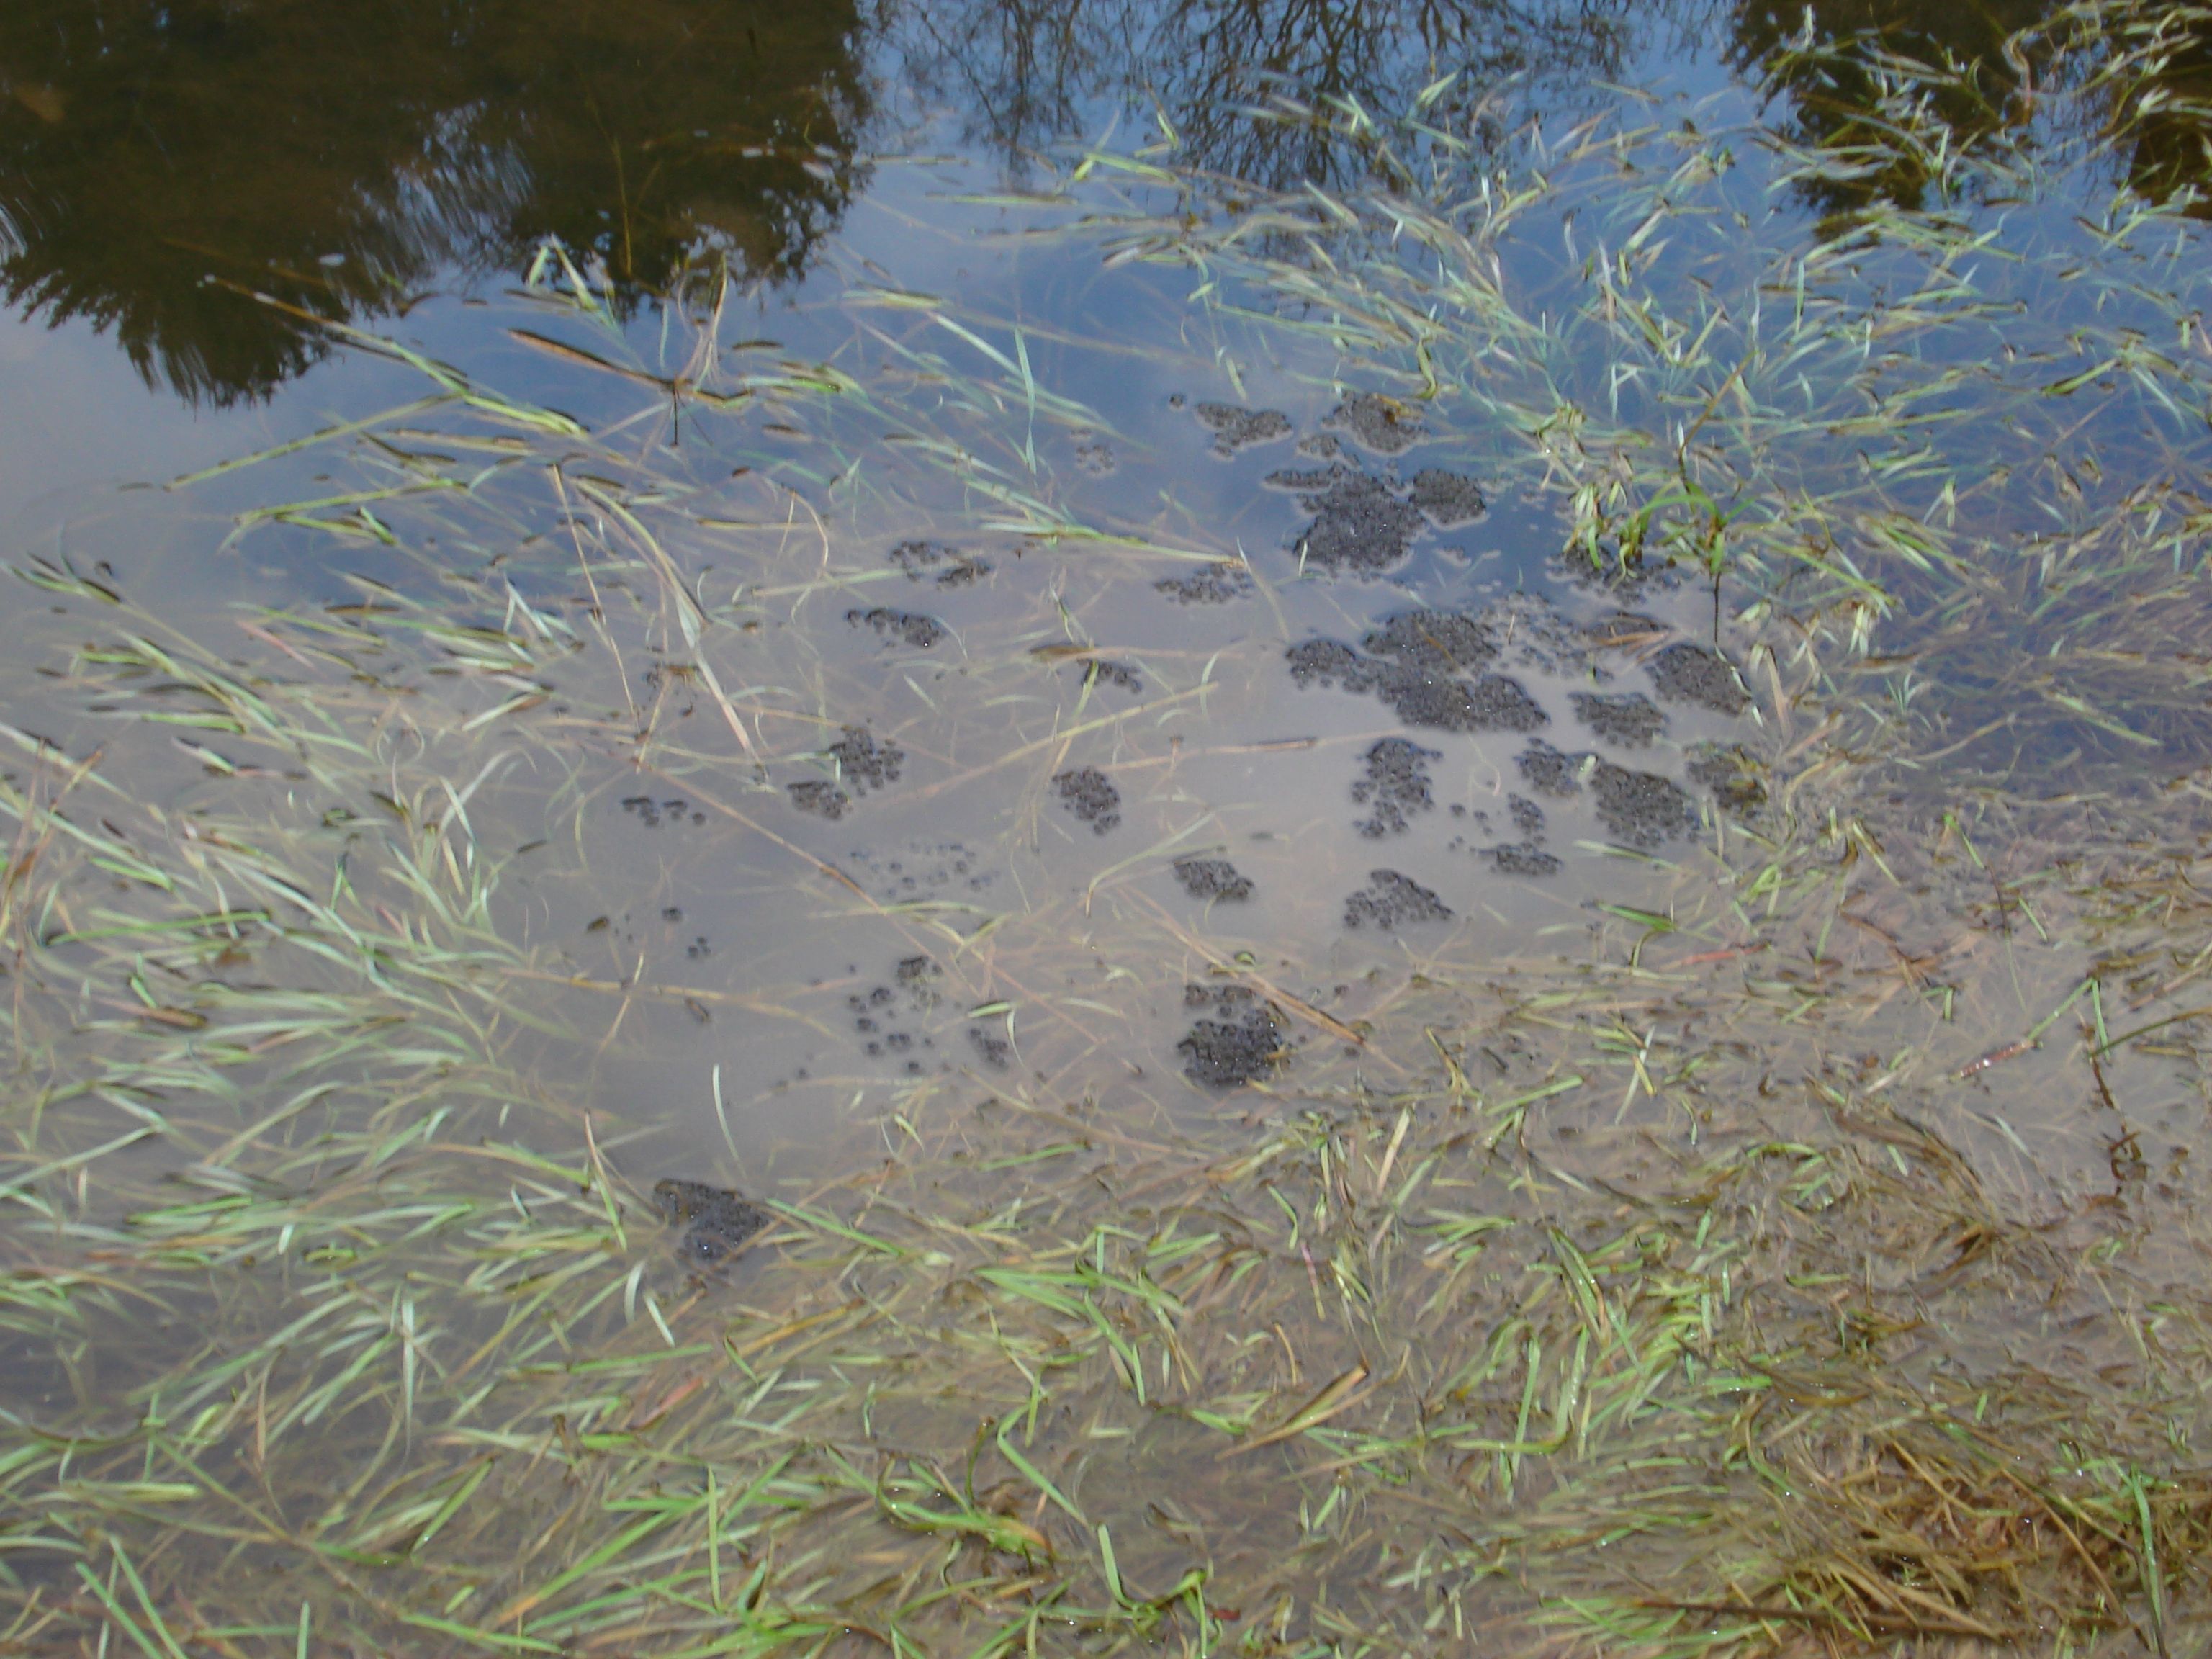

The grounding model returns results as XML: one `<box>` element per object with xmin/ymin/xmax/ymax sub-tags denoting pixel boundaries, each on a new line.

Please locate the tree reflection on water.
<box><xmin>0</xmin><ymin>0</ymin><xmax>2205</xmax><ymax>408</ymax></box>
<box><xmin>0</xmin><ymin>0</ymin><xmax>871</xmax><ymax>402</ymax></box>
<box><xmin>879</xmin><ymin>0</ymin><xmax>1676</xmax><ymax>186</ymax></box>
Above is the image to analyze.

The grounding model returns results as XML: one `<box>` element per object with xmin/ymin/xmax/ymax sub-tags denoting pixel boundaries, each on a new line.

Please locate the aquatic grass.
<box><xmin>8</xmin><ymin>12</ymin><xmax>2212</xmax><ymax>1653</ymax></box>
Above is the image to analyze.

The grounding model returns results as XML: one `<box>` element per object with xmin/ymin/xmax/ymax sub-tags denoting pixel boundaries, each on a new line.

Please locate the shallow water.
<box><xmin>9</xmin><ymin>3</ymin><xmax>2212</xmax><ymax>1655</ymax></box>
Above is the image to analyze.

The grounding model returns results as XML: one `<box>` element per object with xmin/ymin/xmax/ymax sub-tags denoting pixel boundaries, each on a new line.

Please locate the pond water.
<box><xmin>6</xmin><ymin>3</ymin><xmax>2212</xmax><ymax>1655</ymax></box>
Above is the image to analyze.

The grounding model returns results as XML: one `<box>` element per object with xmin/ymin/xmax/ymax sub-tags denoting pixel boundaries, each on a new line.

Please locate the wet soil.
<box><xmin>1344</xmin><ymin>868</ymin><xmax>1453</xmax><ymax>930</ymax></box>
<box><xmin>653</xmin><ymin>1178</ymin><xmax>773</xmax><ymax>1264</ymax></box>
<box><xmin>1053</xmin><ymin>766</ymin><xmax>1122</xmax><ymax>834</ymax></box>
<box><xmin>1350</xmin><ymin>737</ymin><xmax>1440</xmax><ymax>837</ymax></box>
<box><xmin>1176</xmin><ymin>984</ymin><xmax>1285</xmax><ymax>1087</ymax></box>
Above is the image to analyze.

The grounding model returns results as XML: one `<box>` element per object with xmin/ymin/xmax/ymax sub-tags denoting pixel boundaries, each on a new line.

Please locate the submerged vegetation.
<box><xmin>6</xmin><ymin>3</ymin><xmax>2212</xmax><ymax>1654</ymax></box>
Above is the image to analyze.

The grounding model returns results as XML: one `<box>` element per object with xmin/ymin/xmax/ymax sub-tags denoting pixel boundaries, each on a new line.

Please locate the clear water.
<box><xmin>6</xmin><ymin>2</ymin><xmax>2212</xmax><ymax>1653</ymax></box>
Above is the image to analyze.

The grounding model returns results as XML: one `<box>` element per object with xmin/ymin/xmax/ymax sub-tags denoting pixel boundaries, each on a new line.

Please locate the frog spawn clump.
<box><xmin>1192</xmin><ymin>401</ymin><xmax>1294</xmax><ymax>456</ymax></box>
<box><xmin>1155</xmin><ymin>561</ymin><xmax>1253</xmax><ymax>604</ymax></box>
<box><xmin>845</xmin><ymin>955</ymin><xmax>942</xmax><ymax>1074</ymax></box>
<box><xmin>1351</xmin><ymin>739</ymin><xmax>1440</xmax><ymax>837</ymax></box>
<box><xmin>1177</xmin><ymin>984</ymin><xmax>1286</xmax><ymax>1087</ymax></box>
<box><xmin>653</xmin><ymin>1179</ymin><xmax>772</xmax><ymax>1264</ymax></box>
<box><xmin>1053</xmin><ymin>767</ymin><xmax>1121</xmax><ymax>834</ymax></box>
<box><xmin>1173</xmin><ymin>857</ymin><xmax>1254</xmax><ymax>901</ymax></box>
<box><xmin>1647</xmin><ymin>642</ymin><xmax>1749</xmax><ymax>714</ymax></box>
<box><xmin>1288</xmin><ymin>608</ymin><xmax>1547</xmax><ymax>734</ymax></box>
<box><xmin>788</xmin><ymin>726</ymin><xmax>904</xmax><ymax>820</ymax></box>
<box><xmin>1344</xmin><ymin>869</ymin><xmax>1453</xmax><ymax>930</ymax></box>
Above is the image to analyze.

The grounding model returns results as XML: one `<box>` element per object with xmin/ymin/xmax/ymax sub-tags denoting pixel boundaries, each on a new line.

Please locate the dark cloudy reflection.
<box><xmin>0</xmin><ymin>0</ymin><xmax>2205</xmax><ymax>409</ymax></box>
<box><xmin>0</xmin><ymin>0</ymin><xmax>870</xmax><ymax>403</ymax></box>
